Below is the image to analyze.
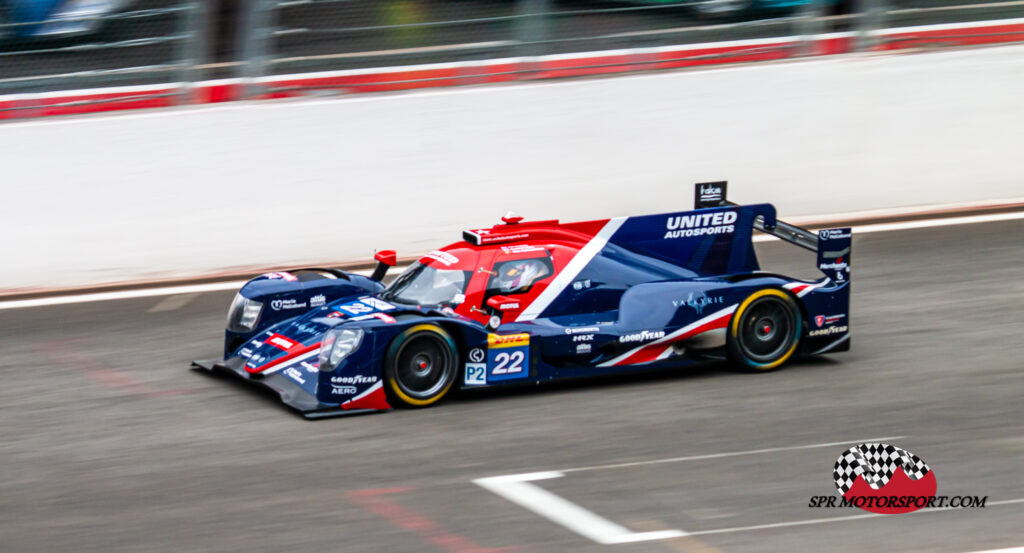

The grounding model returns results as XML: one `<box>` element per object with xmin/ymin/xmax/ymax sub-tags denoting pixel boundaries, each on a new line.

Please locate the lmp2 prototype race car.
<box><xmin>193</xmin><ymin>183</ymin><xmax>851</xmax><ymax>418</ymax></box>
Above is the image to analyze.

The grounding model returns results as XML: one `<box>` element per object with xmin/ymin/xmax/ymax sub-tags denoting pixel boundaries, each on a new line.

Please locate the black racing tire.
<box><xmin>727</xmin><ymin>289</ymin><xmax>802</xmax><ymax>372</ymax></box>
<box><xmin>383</xmin><ymin>324</ymin><xmax>458</xmax><ymax>408</ymax></box>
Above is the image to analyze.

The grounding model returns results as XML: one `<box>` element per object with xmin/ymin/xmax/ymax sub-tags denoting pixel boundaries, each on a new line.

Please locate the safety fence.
<box><xmin>0</xmin><ymin>0</ymin><xmax>1022</xmax><ymax>119</ymax></box>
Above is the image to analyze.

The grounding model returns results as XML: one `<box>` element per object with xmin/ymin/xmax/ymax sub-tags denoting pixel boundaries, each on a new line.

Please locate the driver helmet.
<box><xmin>498</xmin><ymin>259</ymin><xmax>545</xmax><ymax>292</ymax></box>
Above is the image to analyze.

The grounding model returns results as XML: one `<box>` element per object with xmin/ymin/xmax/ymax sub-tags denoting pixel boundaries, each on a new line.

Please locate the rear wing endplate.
<box><xmin>694</xmin><ymin>181</ymin><xmax>851</xmax><ymax>281</ymax></box>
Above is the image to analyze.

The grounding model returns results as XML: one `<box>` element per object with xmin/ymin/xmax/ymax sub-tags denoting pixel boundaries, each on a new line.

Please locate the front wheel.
<box><xmin>384</xmin><ymin>324</ymin><xmax>458</xmax><ymax>408</ymax></box>
<box><xmin>727</xmin><ymin>289</ymin><xmax>802</xmax><ymax>371</ymax></box>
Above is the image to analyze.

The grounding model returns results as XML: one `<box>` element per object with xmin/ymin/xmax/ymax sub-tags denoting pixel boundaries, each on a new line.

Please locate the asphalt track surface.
<box><xmin>2</xmin><ymin>218</ymin><xmax>1023</xmax><ymax>553</ymax></box>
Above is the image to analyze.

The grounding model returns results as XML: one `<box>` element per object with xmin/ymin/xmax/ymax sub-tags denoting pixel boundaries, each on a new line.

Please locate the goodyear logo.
<box><xmin>488</xmin><ymin>333</ymin><xmax>530</xmax><ymax>348</ymax></box>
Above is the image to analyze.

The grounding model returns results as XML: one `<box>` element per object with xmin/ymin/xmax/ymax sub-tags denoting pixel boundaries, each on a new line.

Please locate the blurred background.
<box><xmin>2</xmin><ymin>0</ymin><xmax>1023</xmax><ymax>109</ymax></box>
<box><xmin>2</xmin><ymin>2</ymin><xmax>1024</xmax><ymax>553</ymax></box>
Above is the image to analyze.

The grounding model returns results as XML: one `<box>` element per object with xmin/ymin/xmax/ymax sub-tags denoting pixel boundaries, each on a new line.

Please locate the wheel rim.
<box><xmin>393</xmin><ymin>334</ymin><xmax>453</xmax><ymax>400</ymax></box>
<box><xmin>737</xmin><ymin>297</ymin><xmax>796</xmax><ymax>363</ymax></box>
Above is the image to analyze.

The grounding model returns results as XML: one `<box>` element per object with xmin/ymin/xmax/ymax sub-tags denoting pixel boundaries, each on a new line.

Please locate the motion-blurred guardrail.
<box><xmin>0</xmin><ymin>0</ymin><xmax>1022</xmax><ymax>118</ymax></box>
<box><xmin>0</xmin><ymin>1</ymin><xmax>205</xmax><ymax>116</ymax></box>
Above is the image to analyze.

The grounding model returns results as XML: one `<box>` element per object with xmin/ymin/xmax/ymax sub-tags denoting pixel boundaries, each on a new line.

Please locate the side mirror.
<box><xmin>484</xmin><ymin>295</ymin><xmax>520</xmax><ymax>330</ymax></box>
<box><xmin>371</xmin><ymin>250</ymin><xmax>397</xmax><ymax>281</ymax></box>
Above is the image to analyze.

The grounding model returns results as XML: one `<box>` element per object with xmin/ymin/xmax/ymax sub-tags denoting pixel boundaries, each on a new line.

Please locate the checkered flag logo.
<box><xmin>833</xmin><ymin>443</ymin><xmax>931</xmax><ymax>494</ymax></box>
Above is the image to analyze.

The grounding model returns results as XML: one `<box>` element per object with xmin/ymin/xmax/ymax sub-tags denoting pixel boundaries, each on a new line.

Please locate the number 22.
<box><xmin>492</xmin><ymin>351</ymin><xmax>524</xmax><ymax>374</ymax></box>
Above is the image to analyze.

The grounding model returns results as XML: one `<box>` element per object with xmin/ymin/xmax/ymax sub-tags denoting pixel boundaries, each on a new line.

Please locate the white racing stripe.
<box><xmin>257</xmin><ymin>348</ymin><xmax>321</xmax><ymax>376</ymax></box>
<box><xmin>0</xmin><ymin>211</ymin><xmax>1022</xmax><ymax>311</ymax></box>
<box><xmin>516</xmin><ymin>217</ymin><xmax>627</xmax><ymax>322</ymax></box>
<box><xmin>597</xmin><ymin>304</ymin><xmax>738</xmax><ymax>367</ymax></box>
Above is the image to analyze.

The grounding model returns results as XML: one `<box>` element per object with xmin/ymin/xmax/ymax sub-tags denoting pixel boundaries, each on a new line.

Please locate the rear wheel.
<box><xmin>384</xmin><ymin>324</ymin><xmax>457</xmax><ymax>408</ymax></box>
<box><xmin>727</xmin><ymin>289</ymin><xmax>801</xmax><ymax>371</ymax></box>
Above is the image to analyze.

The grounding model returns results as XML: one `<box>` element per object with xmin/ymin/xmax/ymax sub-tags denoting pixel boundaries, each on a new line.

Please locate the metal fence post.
<box><xmin>239</xmin><ymin>0</ymin><xmax>275</xmax><ymax>99</ymax></box>
<box><xmin>517</xmin><ymin>0</ymin><xmax>551</xmax><ymax>62</ymax></box>
<box><xmin>176</xmin><ymin>0</ymin><xmax>207</xmax><ymax>105</ymax></box>
<box><xmin>796</xmin><ymin>0</ymin><xmax>826</xmax><ymax>57</ymax></box>
<box><xmin>854</xmin><ymin>0</ymin><xmax>886</xmax><ymax>52</ymax></box>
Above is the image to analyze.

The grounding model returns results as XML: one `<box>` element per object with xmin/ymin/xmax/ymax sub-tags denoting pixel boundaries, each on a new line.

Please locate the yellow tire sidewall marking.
<box><xmin>387</xmin><ymin>324</ymin><xmax>456</xmax><ymax>406</ymax></box>
<box><xmin>731</xmin><ymin>289</ymin><xmax>800</xmax><ymax>371</ymax></box>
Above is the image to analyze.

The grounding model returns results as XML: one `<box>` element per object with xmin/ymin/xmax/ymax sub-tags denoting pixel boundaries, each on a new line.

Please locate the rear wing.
<box><xmin>694</xmin><ymin>181</ymin><xmax>851</xmax><ymax>282</ymax></box>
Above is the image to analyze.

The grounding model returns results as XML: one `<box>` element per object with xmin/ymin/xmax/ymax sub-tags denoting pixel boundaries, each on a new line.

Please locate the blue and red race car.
<box><xmin>193</xmin><ymin>183</ymin><xmax>851</xmax><ymax>418</ymax></box>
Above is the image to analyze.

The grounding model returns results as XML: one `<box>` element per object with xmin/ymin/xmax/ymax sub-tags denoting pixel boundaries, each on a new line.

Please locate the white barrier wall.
<box><xmin>2</xmin><ymin>44</ymin><xmax>1023</xmax><ymax>292</ymax></box>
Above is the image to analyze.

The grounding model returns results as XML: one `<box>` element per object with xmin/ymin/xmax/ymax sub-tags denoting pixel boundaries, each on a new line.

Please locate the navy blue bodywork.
<box><xmin>193</xmin><ymin>192</ymin><xmax>851</xmax><ymax>419</ymax></box>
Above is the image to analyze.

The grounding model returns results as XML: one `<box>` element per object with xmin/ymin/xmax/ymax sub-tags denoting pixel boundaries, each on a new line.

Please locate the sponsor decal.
<box><xmin>424</xmin><ymin>250</ymin><xmax>460</xmax><ymax>267</ymax></box>
<box><xmin>239</xmin><ymin>348</ymin><xmax>254</xmax><ymax>358</ymax></box>
<box><xmin>294</xmin><ymin>322</ymin><xmax>323</xmax><ymax>335</ymax></box>
<box><xmin>619</xmin><ymin>330</ymin><xmax>666</xmax><ymax>343</ymax></box>
<box><xmin>465</xmin><ymin>363</ymin><xmax>487</xmax><ymax>385</ymax></box>
<box><xmin>672</xmin><ymin>291</ymin><xmax>724</xmax><ymax>315</ymax></box>
<box><xmin>309</xmin><ymin>294</ymin><xmax>326</xmax><ymax>307</ymax></box>
<box><xmin>480</xmin><ymin>232</ymin><xmax>529</xmax><ymax>244</ymax></box>
<box><xmin>695</xmin><ymin>181</ymin><xmax>726</xmax><ymax>206</ymax></box>
<box><xmin>819</xmin><ymin>229</ymin><xmax>852</xmax><ymax>240</ymax></box>
<box><xmin>500</xmin><ymin>244</ymin><xmax>545</xmax><ymax>254</ymax></box>
<box><xmin>493</xmin><ymin>300</ymin><xmax>520</xmax><ymax>311</ymax></box>
<box><xmin>266</xmin><ymin>333</ymin><xmax>298</xmax><ymax>351</ymax></box>
<box><xmin>264</xmin><ymin>271</ymin><xmax>297</xmax><ymax>281</ymax></box>
<box><xmin>809</xmin><ymin>325</ymin><xmax>848</xmax><ymax>337</ymax></box>
<box><xmin>331</xmin><ymin>385</ymin><xmax>358</xmax><ymax>396</ymax></box>
<box><xmin>808</xmin><ymin>443</ymin><xmax>985</xmax><ymax>514</ymax></box>
<box><xmin>360</xmin><ymin>297</ymin><xmax>396</xmax><ymax>311</ymax></box>
<box><xmin>372</xmin><ymin>312</ymin><xmax>397</xmax><ymax>323</ymax></box>
<box><xmin>572</xmin><ymin>279</ymin><xmax>592</xmax><ymax>291</ymax></box>
<box><xmin>300</xmin><ymin>361</ymin><xmax>319</xmax><ymax>373</ymax></box>
<box><xmin>338</xmin><ymin>301</ymin><xmax>374</xmax><ymax>316</ymax></box>
<box><xmin>271</xmin><ymin>298</ymin><xmax>307</xmax><ymax>311</ymax></box>
<box><xmin>488</xmin><ymin>333</ymin><xmax>530</xmax><ymax>348</ymax></box>
<box><xmin>815</xmin><ymin>314</ymin><xmax>846</xmax><ymax>327</ymax></box>
<box><xmin>337</xmin><ymin>297</ymin><xmax>397</xmax><ymax>317</ymax></box>
<box><xmin>330</xmin><ymin>375</ymin><xmax>378</xmax><ymax>384</ymax></box>
<box><xmin>572</xmin><ymin>334</ymin><xmax>593</xmax><ymax>342</ymax></box>
<box><xmin>284</xmin><ymin>367</ymin><xmax>306</xmax><ymax>384</ymax></box>
<box><xmin>664</xmin><ymin>211</ymin><xmax>737</xmax><ymax>239</ymax></box>
<box><xmin>250</xmin><ymin>340</ymin><xmax>263</xmax><ymax>348</ymax></box>
<box><xmin>468</xmin><ymin>348</ymin><xmax>485</xmax><ymax>363</ymax></box>
<box><xmin>576</xmin><ymin>343</ymin><xmax>592</xmax><ymax>354</ymax></box>
<box><xmin>326</xmin><ymin>311</ymin><xmax>345</xmax><ymax>318</ymax></box>
<box><xmin>486</xmin><ymin>333</ymin><xmax>530</xmax><ymax>381</ymax></box>
<box><xmin>564</xmin><ymin>326</ymin><xmax>601</xmax><ymax>335</ymax></box>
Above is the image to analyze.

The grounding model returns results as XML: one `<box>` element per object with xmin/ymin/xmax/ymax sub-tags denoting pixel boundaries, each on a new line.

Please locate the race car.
<box><xmin>192</xmin><ymin>182</ymin><xmax>851</xmax><ymax>418</ymax></box>
<box><xmin>1</xmin><ymin>0</ymin><xmax>134</xmax><ymax>40</ymax></box>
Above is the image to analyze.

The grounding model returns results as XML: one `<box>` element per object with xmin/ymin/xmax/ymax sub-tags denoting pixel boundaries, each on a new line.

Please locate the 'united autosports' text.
<box><xmin>665</xmin><ymin>211</ymin><xmax>737</xmax><ymax>239</ymax></box>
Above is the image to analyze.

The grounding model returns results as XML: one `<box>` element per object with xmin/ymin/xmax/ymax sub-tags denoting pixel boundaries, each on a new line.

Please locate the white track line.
<box><xmin>1</xmin><ymin>210</ymin><xmax>1022</xmax><ymax>311</ymax></box>
<box><xmin>687</xmin><ymin>498</ymin><xmax>1024</xmax><ymax>536</ymax></box>
<box><xmin>751</xmin><ymin>210</ymin><xmax>1024</xmax><ymax>243</ymax></box>
<box><xmin>558</xmin><ymin>436</ymin><xmax>905</xmax><ymax>473</ymax></box>
<box><xmin>474</xmin><ymin>471</ymin><xmax>686</xmax><ymax>544</ymax></box>
<box><xmin>147</xmin><ymin>292</ymin><xmax>200</xmax><ymax>312</ymax></box>
<box><xmin>0</xmin><ymin>266</ymin><xmax>391</xmax><ymax>311</ymax></box>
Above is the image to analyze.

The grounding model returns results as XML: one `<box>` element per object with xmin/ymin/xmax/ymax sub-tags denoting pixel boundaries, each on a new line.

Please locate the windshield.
<box><xmin>381</xmin><ymin>262</ymin><xmax>471</xmax><ymax>306</ymax></box>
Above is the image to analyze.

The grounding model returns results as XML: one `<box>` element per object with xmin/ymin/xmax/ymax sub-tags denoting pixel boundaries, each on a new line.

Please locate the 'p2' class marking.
<box><xmin>486</xmin><ymin>333</ymin><xmax>530</xmax><ymax>381</ymax></box>
<box><xmin>465</xmin><ymin>363</ymin><xmax>487</xmax><ymax>385</ymax></box>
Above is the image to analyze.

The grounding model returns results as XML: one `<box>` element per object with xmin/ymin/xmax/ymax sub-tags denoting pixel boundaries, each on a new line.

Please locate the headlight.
<box><xmin>226</xmin><ymin>293</ymin><xmax>263</xmax><ymax>333</ymax></box>
<box><xmin>318</xmin><ymin>328</ymin><xmax>364</xmax><ymax>372</ymax></box>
